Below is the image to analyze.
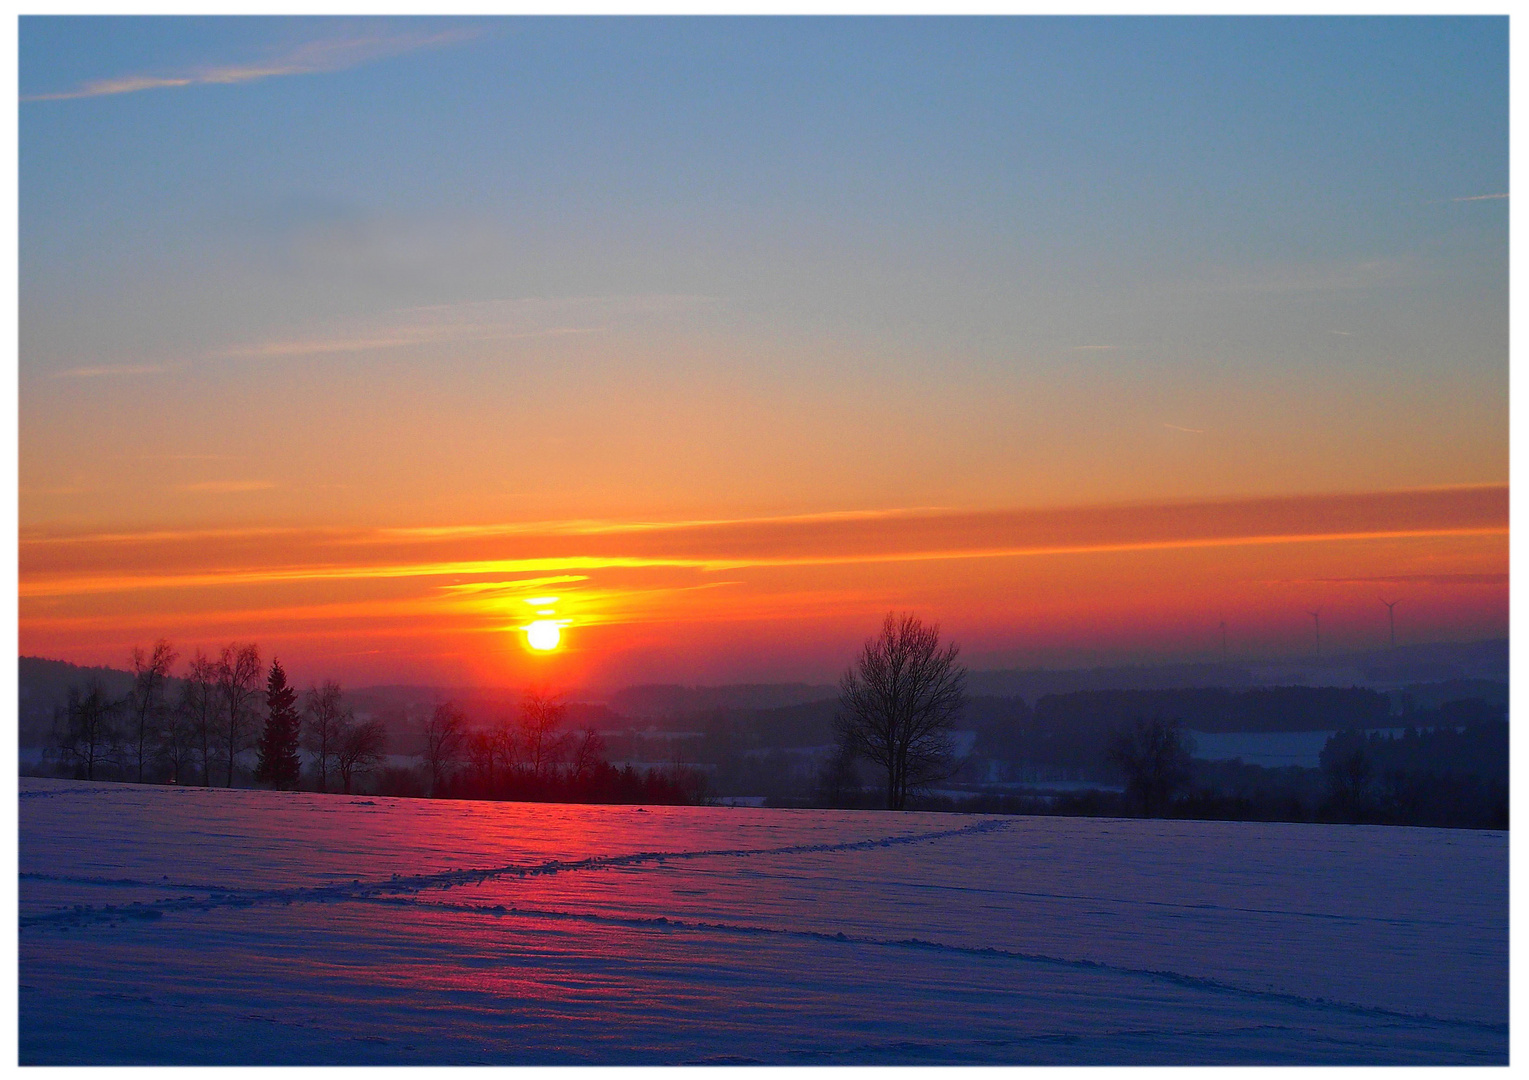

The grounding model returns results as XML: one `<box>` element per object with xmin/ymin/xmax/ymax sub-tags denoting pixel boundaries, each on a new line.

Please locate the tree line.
<box><xmin>45</xmin><ymin>639</ymin><xmax>705</xmax><ymax>805</ymax></box>
<box><xmin>826</xmin><ymin>711</ymin><xmax>1508</xmax><ymax>830</ymax></box>
<box><xmin>1317</xmin><ymin>709</ymin><xmax>1507</xmax><ymax>829</ymax></box>
<box><xmin>977</xmin><ymin>686</ymin><xmax>1397</xmax><ymax>779</ymax></box>
<box><xmin>41</xmin><ymin>625</ymin><xmax>1503</xmax><ymax>828</ymax></box>
<box><xmin>50</xmin><ymin>640</ymin><xmax>389</xmax><ymax>793</ymax></box>
<box><xmin>410</xmin><ymin>692</ymin><xmax>705</xmax><ymax>804</ymax></box>
<box><xmin>1097</xmin><ymin>700</ymin><xmax>1507</xmax><ymax>829</ymax></box>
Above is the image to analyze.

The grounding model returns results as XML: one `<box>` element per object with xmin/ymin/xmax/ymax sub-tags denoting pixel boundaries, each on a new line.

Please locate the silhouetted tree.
<box><xmin>1321</xmin><ymin>739</ymin><xmax>1374</xmax><ymax>819</ymax></box>
<box><xmin>216</xmin><ymin>643</ymin><xmax>262</xmax><ymax>787</ymax></box>
<box><xmin>519</xmin><ymin>690</ymin><xmax>570</xmax><ymax>780</ymax></box>
<box><xmin>466</xmin><ymin>729</ymin><xmax>498</xmax><ymax>790</ymax></box>
<box><xmin>159</xmin><ymin>687</ymin><xmax>200</xmax><ymax>785</ymax></box>
<box><xmin>420</xmin><ymin>701</ymin><xmax>467</xmax><ymax>796</ymax></box>
<box><xmin>490</xmin><ymin>712</ymin><xmax>521</xmax><ymax>774</ymax></box>
<box><xmin>179</xmin><ymin>650</ymin><xmax>220</xmax><ymax>786</ymax></box>
<box><xmin>256</xmin><ymin>659</ymin><xmax>303</xmax><ymax>790</ymax></box>
<box><xmin>1106</xmin><ymin>717</ymin><xmax>1195</xmax><ymax>817</ymax></box>
<box><xmin>835</xmin><ymin>613</ymin><xmax>967</xmax><ymax>810</ymax></box>
<box><xmin>54</xmin><ymin>678</ymin><xmax>122</xmax><ymax>781</ymax></box>
<box><xmin>303</xmin><ymin>681</ymin><xmax>349</xmax><ymax>793</ymax></box>
<box><xmin>126</xmin><ymin>639</ymin><xmax>178</xmax><ymax>783</ymax></box>
<box><xmin>568</xmin><ymin>727</ymin><xmax>607</xmax><ymax>783</ymax></box>
<box><xmin>335</xmin><ymin>718</ymin><xmax>388</xmax><ymax>795</ymax></box>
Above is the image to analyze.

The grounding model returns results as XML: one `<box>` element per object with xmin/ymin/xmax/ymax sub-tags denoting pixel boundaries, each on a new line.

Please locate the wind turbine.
<box><xmin>1380</xmin><ymin>597</ymin><xmax>1399</xmax><ymax>649</ymax></box>
<box><xmin>1306</xmin><ymin>608</ymin><xmax>1322</xmax><ymax>659</ymax></box>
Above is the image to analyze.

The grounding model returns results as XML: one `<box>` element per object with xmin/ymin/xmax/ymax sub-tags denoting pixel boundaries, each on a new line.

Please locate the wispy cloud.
<box><xmin>1162</xmin><ymin>423</ymin><xmax>1204</xmax><ymax>434</ymax></box>
<box><xmin>24</xmin><ymin>28</ymin><xmax>477</xmax><ymax>102</ymax></box>
<box><xmin>214</xmin><ymin>295</ymin><xmax>713</xmax><ymax>361</ymax></box>
<box><xmin>216</xmin><ymin>326</ymin><xmax>597</xmax><ymax>361</ymax></box>
<box><xmin>52</xmin><ymin>364</ymin><xmax>166</xmax><ymax>379</ymax></box>
<box><xmin>1451</xmin><ymin>192</ymin><xmax>1509</xmax><ymax>202</ymax></box>
<box><xmin>433</xmin><ymin>576</ymin><xmax>592</xmax><ymax>597</ymax></box>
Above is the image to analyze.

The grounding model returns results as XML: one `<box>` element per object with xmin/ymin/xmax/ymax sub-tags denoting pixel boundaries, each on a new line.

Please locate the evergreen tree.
<box><xmin>256</xmin><ymin>659</ymin><xmax>302</xmax><ymax>790</ymax></box>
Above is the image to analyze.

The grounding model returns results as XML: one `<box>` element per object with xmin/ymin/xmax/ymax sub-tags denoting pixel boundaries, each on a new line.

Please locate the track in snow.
<box><xmin>20</xmin><ymin>777</ymin><xmax>1507</xmax><ymax>1065</ymax></box>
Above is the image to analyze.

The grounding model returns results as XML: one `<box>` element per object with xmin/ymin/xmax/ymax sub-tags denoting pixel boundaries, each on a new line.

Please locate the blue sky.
<box><xmin>20</xmin><ymin>17</ymin><xmax>1507</xmax><ymax>529</ymax></box>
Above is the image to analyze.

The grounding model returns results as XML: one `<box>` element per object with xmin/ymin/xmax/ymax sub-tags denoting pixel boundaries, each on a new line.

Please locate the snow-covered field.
<box><xmin>19</xmin><ymin>777</ymin><xmax>1507</xmax><ymax>1064</ymax></box>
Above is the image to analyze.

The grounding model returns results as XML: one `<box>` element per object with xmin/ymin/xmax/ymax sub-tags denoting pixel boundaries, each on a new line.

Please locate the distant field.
<box><xmin>19</xmin><ymin>779</ymin><xmax>1506</xmax><ymax>1065</ymax></box>
<box><xmin>1186</xmin><ymin>728</ymin><xmax>1406</xmax><ymax>768</ymax></box>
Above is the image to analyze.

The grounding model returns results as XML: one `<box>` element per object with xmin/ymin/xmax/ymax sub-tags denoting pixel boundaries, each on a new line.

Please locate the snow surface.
<box><xmin>19</xmin><ymin>776</ymin><xmax>1506</xmax><ymax>1065</ymax></box>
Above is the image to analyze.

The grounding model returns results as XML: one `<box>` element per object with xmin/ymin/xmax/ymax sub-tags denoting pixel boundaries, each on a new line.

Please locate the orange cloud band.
<box><xmin>21</xmin><ymin>484</ymin><xmax>1507</xmax><ymax>600</ymax></box>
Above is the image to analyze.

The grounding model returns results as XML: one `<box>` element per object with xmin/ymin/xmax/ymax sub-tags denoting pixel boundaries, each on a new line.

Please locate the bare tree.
<box><xmin>835</xmin><ymin>613</ymin><xmax>966</xmax><ymax>811</ymax></box>
<box><xmin>126</xmin><ymin>639</ymin><xmax>178</xmax><ymax>783</ymax></box>
<box><xmin>465</xmin><ymin>729</ymin><xmax>498</xmax><ymax>791</ymax></box>
<box><xmin>490</xmin><ymin>712</ymin><xmax>521</xmax><ymax>775</ymax></box>
<box><xmin>420</xmin><ymin>702</ymin><xmax>467</xmax><ymax>796</ymax></box>
<box><xmin>158</xmin><ymin>691</ymin><xmax>200</xmax><ymax>785</ymax></box>
<box><xmin>518</xmin><ymin>689</ymin><xmax>570</xmax><ymax>780</ymax></box>
<box><xmin>303</xmin><ymin>681</ymin><xmax>349</xmax><ymax>793</ymax></box>
<box><xmin>54</xmin><ymin>678</ymin><xmax>122</xmax><ymax>781</ymax></box>
<box><xmin>335</xmin><ymin>719</ymin><xmax>388</xmax><ymax>795</ymax></box>
<box><xmin>179</xmin><ymin>650</ymin><xmax>220</xmax><ymax>786</ymax></box>
<box><xmin>1106</xmin><ymin>718</ymin><xmax>1196</xmax><ymax>817</ymax></box>
<box><xmin>216</xmin><ymin>643</ymin><xmax>262</xmax><ymax>787</ymax></box>
<box><xmin>568</xmin><ymin>727</ymin><xmax>607</xmax><ymax>783</ymax></box>
<box><xmin>1321</xmin><ymin>740</ymin><xmax>1373</xmax><ymax>819</ymax></box>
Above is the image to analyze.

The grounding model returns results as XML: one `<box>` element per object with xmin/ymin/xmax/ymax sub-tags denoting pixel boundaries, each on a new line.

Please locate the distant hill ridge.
<box><xmin>604</xmin><ymin>683</ymin><xmax>839</xmax><ymax>719</ymax></box>
<box><xmin>966</xmin><ymin>638</ymin><xmax>1507</xmax><ymax>702</ymax></box>
<box><xmin>20</xmin><ymin>637</ymin><xmax>1508</xmax><ymax>746</ymax></box>
<box><xmin>19</xmin><ymin>657</ymin><xmax>139</xmax><ymax>745</ymax></box>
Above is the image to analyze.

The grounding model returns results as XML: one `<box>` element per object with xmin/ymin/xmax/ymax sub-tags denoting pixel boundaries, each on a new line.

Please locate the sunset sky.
<box><xmin>19</xmin><ymin>17</ymin><xmax>1507</xmax><ymax>689</ymax></box>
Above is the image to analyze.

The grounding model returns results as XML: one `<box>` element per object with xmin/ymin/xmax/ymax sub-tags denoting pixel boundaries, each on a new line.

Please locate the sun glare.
<box><xmin>526</xmin><ymin>620</ymin><xmax>562</xmax><ymax>651</ymax></box>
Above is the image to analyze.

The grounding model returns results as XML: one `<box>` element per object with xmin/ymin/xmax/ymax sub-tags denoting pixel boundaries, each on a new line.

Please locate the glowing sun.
<box><xmin>525</xmin><ymin>620</ymin><xmax>562</xmax><ymax>651</ymax></box>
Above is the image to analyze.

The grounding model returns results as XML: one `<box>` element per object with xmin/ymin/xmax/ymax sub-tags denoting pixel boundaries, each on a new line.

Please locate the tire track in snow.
<box><xmin>721</xmin><ymin>1022</ymin><xmax>1505</xmax><ymax>1065</ymax></box>
<box><xmin>668</xmin><ymin>867</ymin><xmax>1455</xmax><ymax>929</ymax></box>
<box><xmin>23</xmin><ymin>857</ymin><xmax>1449</xmax><ymax>932</ymax></box>
<box><xmin>19</xmin><ymin>818</ymin><xmax>1010</xmax><ymax>928</ymax></box>
<box><xmin>353</xmin><ymin>894</ymin><xmax>1507</xmax><ymax>1036</ymax></box>
<box><xmin>882</xmin><ymin>880</ymin><xmax>1456</xmax><ymax>929</ymax></box>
